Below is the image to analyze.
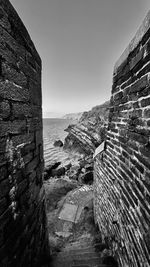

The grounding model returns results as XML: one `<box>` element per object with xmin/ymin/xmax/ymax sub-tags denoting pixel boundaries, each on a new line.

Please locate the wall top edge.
<box><xmin>114</xmin><ymin>10</ymin><xmax>150</xmax><ymax>75</ymax></box>
<box><xmin>0</xmin><ymin>0</ymin><xmax>41</xmax><ymax>64</ymax></box>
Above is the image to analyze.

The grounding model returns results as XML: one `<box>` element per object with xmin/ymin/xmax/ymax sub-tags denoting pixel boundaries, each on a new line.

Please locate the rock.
<box><xmin>81</xmin><ymin>171</ymin><xmax>93</xmax><ymax>185</ymax></box>
<box><xmin>44</xmin><ymin>162</ymin><xmax>61</xmax><ymax>180</ymax></box>
<box><xmin>53</xmin><ymin>140</ymin><xmax>63</xmax><ymax>147</ymax></box>
<box><xmin>51</xmin><ymin>167</ymin><xmax>66</xmax><ymax>177</ymax></box>
<box><xmin>44</xmin><ymin>178</ymin><xmax>78</xmax><ymax>211</ymax></box>
<box><xmin>44</xmin><ymin>171</ymin><xmax>49</xmax><ymax>180</ymax></box>
<box><xmin>70</xmin><ymin>165</ymin><xmax>80</xmax><ymax>172</ymax></box>
<box><xmin>63</xmin><ymin>101</ymin><xmax>109</xmax><ymax>155</ymax></box>
<box><xmin>81</xmin><ymin>168</ymin><xmax>86</xmax><ymax>173</ymax></box>
<box><xmin>102</xmin><ymin>256</ymin><xmax>118</xmax><ymax>267</ymax></box>
<box><xmin>85</xmin><ymin>164</ymin><xmax>93</xmax><ymax>172</ymax></box>
<box><xmin>69</xmin><ymin>173</ymin><xmax>78</xmax><ymax>181</ymax></box>
<box><xmin>65</xmin><ymin>163</ymin><xmax>72</xmax><ymax>171</ymax></box>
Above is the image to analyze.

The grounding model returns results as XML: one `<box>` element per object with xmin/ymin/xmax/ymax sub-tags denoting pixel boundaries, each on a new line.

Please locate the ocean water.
<box><xmin>43</xmin><ymin>118</ymin><xmax>79</xmax><ymax>167</ymax></box>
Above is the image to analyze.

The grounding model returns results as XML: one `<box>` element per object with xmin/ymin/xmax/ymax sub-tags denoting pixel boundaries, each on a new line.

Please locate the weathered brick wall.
<box><xmin>94</xmin><ymin>11</ymin><xmax>150</xmax><ymax>267</ymax></box>
<box><xmin>0</xmin><ymin>1</ymin><xmax>49</xmax><ymax>266</ymax></box>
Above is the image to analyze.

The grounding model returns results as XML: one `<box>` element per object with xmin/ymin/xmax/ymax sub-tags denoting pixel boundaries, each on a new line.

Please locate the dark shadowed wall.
<box><xmin>0</xmin><ymin>1</ymin><xmax>49</xmax><ymax>266</ymax></box>
<box><xmin>94</xmin><ymin>10</ymin><xmax>150</xmax><ymax>267</ymax></box>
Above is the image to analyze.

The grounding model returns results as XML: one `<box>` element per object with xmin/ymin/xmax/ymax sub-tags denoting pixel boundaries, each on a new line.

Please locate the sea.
<box><xmin>43</xmin><ymin>118</ymin><xmax>79</xmax><ymax>168</ymax></box>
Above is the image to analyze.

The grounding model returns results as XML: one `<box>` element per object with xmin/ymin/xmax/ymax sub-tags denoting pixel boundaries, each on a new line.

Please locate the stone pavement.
<box><xmin>53</xmin><ymin>185</ymin><xmax>93</xmax><ymax>238</ymax></box>
<box><xmin>57</xmin><ymin>185</ymin><xmax>93</xmax><ymax>234</ymax></box>
<box><xmin>49</xmin><ymin>184</ymin><xmax>118</xmax><ymax>267</ymax></box>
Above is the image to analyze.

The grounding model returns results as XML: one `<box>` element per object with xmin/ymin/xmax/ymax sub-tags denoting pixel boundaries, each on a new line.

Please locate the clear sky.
<box><xmin>11</xmin><ymin>0</ymin><xmax>150</xmax><ymax>117</ymax></box>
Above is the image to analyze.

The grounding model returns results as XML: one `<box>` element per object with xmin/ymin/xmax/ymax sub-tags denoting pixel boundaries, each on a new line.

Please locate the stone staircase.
<box><xmin>50</xmin><ymin>236</ymin><xmax>110</xmax><ymax>267</ymax></box>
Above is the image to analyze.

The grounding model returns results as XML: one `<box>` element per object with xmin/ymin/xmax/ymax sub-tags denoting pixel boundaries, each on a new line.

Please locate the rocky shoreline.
<box><xmin>44</xmin><ymin>152</ymin><xmax>94</xmax><ymax>184</ymax></box>
<box><xmin>44</xmin><ymin>100</ymin><xmax>110</xmax><ymax>183</ymax></box>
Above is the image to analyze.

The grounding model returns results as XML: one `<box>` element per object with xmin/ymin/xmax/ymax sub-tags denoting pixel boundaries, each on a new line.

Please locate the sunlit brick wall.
<box><xmin>94</xmin><ymin>10</ymin><xmax>150</xmax><ymax>267</ymax></box>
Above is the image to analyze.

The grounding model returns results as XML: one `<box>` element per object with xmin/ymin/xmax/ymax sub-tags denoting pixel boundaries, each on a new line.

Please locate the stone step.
<box><xmin>71</xmin><ymin>265</ymin><xmax>107</xmax><ymax>267</ymax></box>
<box><xmin>63</xmin><ymin>247</ymin><xmax>95</xmax><ymax>254</ymax></box>
<box><xmin>55</xmin><ymin>251</ymin><xmax>100</xmax><ymax>261</ymax></box>
<box><xmin>72</xmin><ymin>256</ymin><xmax>102</xmax><ymax>266</ymax></box>
<box><xmin>66</xmin><ymin>240</ymin><xmax>94</xmax><ymax>248</ymax></box>
<box><xmin>64</xmin><ymin>242</ymin><xmax>103</xmax><ymax>253</ymax></box>
<box><xmin>51</xmin><ymin>259</ymin><xmax>72</xmax><ymax>267</ymax></box>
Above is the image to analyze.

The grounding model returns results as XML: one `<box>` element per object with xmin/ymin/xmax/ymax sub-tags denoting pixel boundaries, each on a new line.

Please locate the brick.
<box><xmin>139</xmin><ymin>146</ymin><xmax>150</xmax><ymax>159</ymax></box>
<box><xmin>130</xmin><ymin>48</ymin><xmax>144</xmax><ymax>70</ymax></box>
<box><xmin>128</xmin><ymin>132</ymin><xmax>148</xmax><ymax>144</ymax></box>
<box><xmin>129</xmin><ymin>75</ymin><xmax>148</xmax><ymax>94</ymax></box>
<box><xmin>134</xmin><ymin>151</ymin><xmax>149</xmax><ymax>171</ymax></box>
<box><xmin>144</xmin><ymin>108</ymin><xmax>150</xmax><ymax>118</ymax></box>
<box><xmin>113</xmin><ymin>91</ymin><xmax>123</xmax><ymax>101</ymax></box>
<box><xmin>140</xmin><ymin>97</ymin><xmax>150</xmax><ymax>107</ymax></box>
<box><xmin>129</xmin><ymin>109</ymin><xmax>142</xmax><ymax>119</ymax></box>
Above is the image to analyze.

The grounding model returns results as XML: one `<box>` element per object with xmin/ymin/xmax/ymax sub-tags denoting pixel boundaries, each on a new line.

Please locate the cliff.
<box><xmin>63</xmin><ymin>101</ymin><xmax>110</xmax><ymax>154</ymax></box>
<box><xmin>62</xmin><ymin>112</ymin><xmax>83</xmax><ymax>121</ymax></box>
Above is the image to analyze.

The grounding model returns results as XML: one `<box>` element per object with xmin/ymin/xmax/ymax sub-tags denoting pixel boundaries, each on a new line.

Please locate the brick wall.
<box><xmin>94</xmin><ymin>11</ymin><xmax>150</xmax><ymax>267</ymax></box>
<box><xmin>0</xmin><ymin>1</ymin><xmax>49</xmax><ymax>266</ymax></box>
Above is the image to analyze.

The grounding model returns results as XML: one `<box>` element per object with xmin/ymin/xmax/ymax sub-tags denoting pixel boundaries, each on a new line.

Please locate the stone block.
<box><xmin>17</xmin><ymin>179</ymin><xmax>28</xmax><ymax>197</ymax></box>
<box><xmin>130</xmin><ymin>48</ymin><xmax>144</xmax><ymax>70</ymax></box>
<box><xmin>0</xmin><ymin>165</ymin><xmax>7</xmax><ymax>182</ymax></box>
<box><xmin>0</xmin><ymin>81</ymin><xmax>30</xmax><ymax>102</ymax></box>
<box><xmin>128</xmin><ymin>131</ymin><xmax>148</xmax><ymax>144</ymax></box>
<box><xmin>2</xmin><ymin>62</ymin><xmax>27</xmax><ymax>87</ymax></box>
<box><xmin>0</xmin><ymin>120</ymin><xmax>27</xmax><ymax>137</ymax></box>
<box><xmin>0</xmin><ymin>6</ymin><xmax>11</xmax><ymax>32</ymax></box>
<box><xmin>12</xmin><ymin>103</ymin><xmax>32</xmax><ymax>119</ymax></box>
<box><xmin>130</xmin><ymin>75</ymin><xmax>149</xmax><ymax>93</ymax></box>
<box><xmin>0</xmin><ymin>179</ymin><xmax>10</xmax><ymax>199</ymax></box>
<box><xmin>144</xmin><ymin>108</ymin><xmax>150</xmax><ymax>118</ymax></box>
<box><xmin>141</xmin><ymin>97</ymin><xmax>150</xmax><ymax>107</ymax></box>
<box><xmin>0</xmin><ymin>100</ymin><xmax>10</xmax><ymax>119</ymax></box>
<box><xmin>25</xmin><ymin>157</ymin><xmax>39</xmax><ymax>175</ymax></box>
<box><xmin>0</xmin><ymin>197</ymin><xmax>7</xmax><ymax>217</ymax></box>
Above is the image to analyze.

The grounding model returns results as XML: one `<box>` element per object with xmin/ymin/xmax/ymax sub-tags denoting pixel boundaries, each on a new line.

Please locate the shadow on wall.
<box><xmin>0</xmin><ymin>1</ymin><xmax>50</xmax><ymax>266</ymax></box>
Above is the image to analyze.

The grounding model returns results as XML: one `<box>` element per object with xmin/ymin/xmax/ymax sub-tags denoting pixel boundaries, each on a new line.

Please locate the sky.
<box><xmin>11</xmin><ymin>0</ymin><xmax>150</xmax><ymax>117</ymax></box>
